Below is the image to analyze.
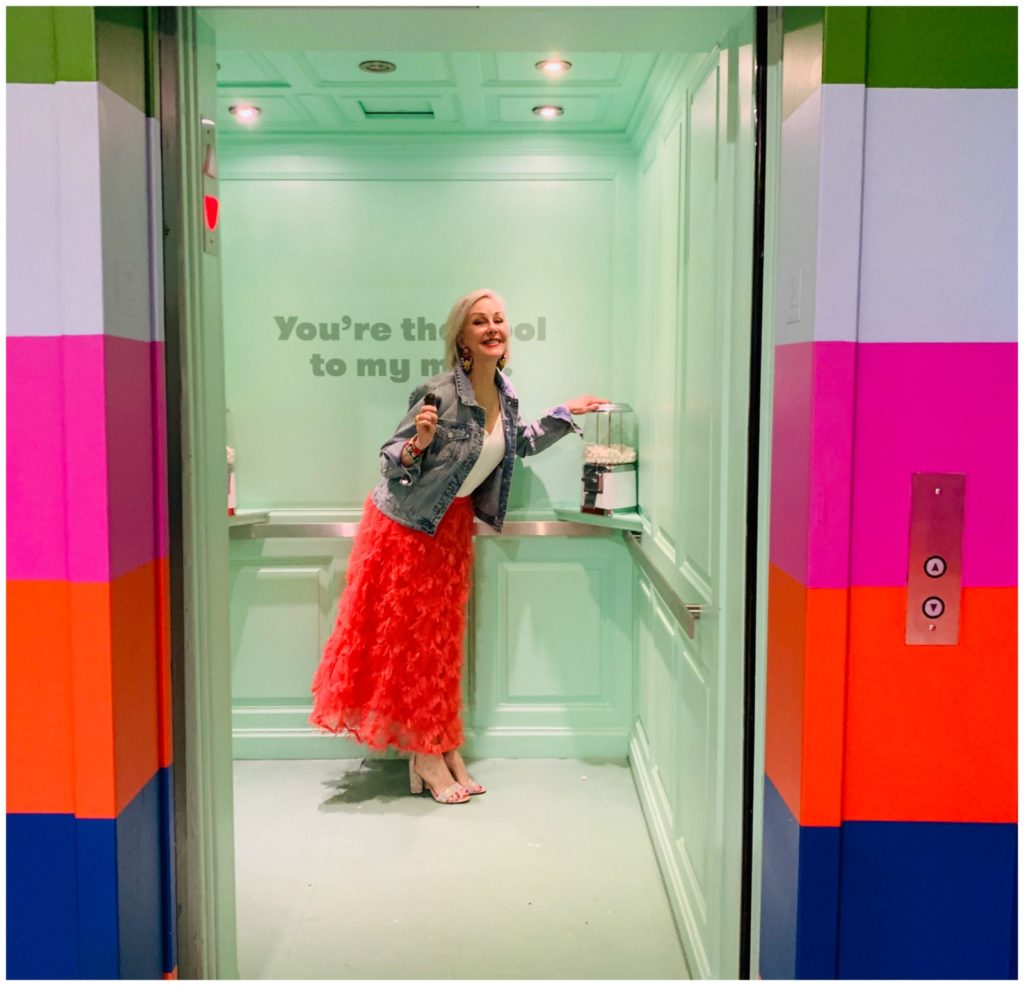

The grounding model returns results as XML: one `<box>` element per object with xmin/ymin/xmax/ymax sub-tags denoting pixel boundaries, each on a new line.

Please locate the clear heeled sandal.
<box><xmin>409</xmin><ymin>756</ymin><xmax>470</xmax><ymax>805</ymax></box>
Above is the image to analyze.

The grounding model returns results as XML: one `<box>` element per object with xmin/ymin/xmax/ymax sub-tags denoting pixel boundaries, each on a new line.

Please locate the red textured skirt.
<box><xmin>309</xmin><ymin>494</ymin><xmax>475</xmax><ymax>755</ymax></box>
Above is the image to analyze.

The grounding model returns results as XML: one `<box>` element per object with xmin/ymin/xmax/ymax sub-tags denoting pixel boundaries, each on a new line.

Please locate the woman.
<box><xmin>310</xmin><ymin>289</ymin><xmax>606</xmax><ymax>804</ymax></box>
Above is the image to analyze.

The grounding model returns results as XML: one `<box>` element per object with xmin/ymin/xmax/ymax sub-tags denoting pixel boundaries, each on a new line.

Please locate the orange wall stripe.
<box><xmin>764</xmin><ymin>564</ymin><xmax>808</xmax><ymax>821</ymax></box>
<box><xmin>109</xmin><ymin>559</ymin><xmax>162</xmax><ymax>817</ymax></box>
<box><xmin>765</xmin><ymin>563</ymin><xmax>851</xmax><ymax>827</ymax></box>
<box><xmin>69</xmin><ymin>579</ymin><xmax>119</xmax><ymax>817</ymax></box>
<box><xmin>157</xmin><ymin>557</ymin><xmax>173</xmax><ymax>769</ymax></box>
<box><xmin>8</xmin><ymin>560</ymin><xmax>167</xmax><ymax>819</ymax></box>
<box><xmin>843</xmin><ymin>585</ymin><xmax>1017</xmax><ymax>823</ymax></box>
<box><xmin>799</xmin><ymin>584</ymin><xmax>850</xmax><ymax>827</ymax></box>
<box><xmin>7</xmin><ymin>580</ymin><xmax>77</xmax><ymax>813</ymax></box>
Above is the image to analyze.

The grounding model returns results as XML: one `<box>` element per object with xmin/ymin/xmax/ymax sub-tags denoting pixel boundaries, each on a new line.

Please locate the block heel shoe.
<box><xmin>409</xmin><ymin>756</ymin><xmax>470</xmax><ymax>805</ymax></box>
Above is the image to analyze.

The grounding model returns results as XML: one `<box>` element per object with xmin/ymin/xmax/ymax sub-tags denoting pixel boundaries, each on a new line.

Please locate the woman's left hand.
<box><xmin>565</xmin><ymin>395</ymin><xmax>610</xmax><ymax>414</ymax></box>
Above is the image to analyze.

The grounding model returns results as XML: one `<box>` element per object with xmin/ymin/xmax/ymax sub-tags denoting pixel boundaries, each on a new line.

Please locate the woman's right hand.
<box><xmin>414</xmin><ymin>403</ymin><xmax>437</xmax><ymax>450</ymax></box>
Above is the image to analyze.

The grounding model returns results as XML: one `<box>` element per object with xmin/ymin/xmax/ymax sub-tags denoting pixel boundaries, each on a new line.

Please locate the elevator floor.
<box><xmin>233</xmin><ymin>757</ymin><xmax>691</xmax><ymax>979</ymax></box>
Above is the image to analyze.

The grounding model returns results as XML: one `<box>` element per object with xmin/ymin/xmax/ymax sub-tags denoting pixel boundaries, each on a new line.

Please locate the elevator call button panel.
<box><xmin>906</xmin><ymin>473</ymin><xmax>964</xmax><ymax>645</ymax></box>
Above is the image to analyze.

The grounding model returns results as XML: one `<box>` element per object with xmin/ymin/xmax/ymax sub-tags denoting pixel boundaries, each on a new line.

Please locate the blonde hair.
<box><xmin>442</xmin><ymin>288</ymin><xmax>509</xmax><ymax>369</ymax></box>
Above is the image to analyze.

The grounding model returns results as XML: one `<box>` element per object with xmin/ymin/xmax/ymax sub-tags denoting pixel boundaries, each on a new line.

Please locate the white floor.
<box><xmin>233</xmin><ymin>757</ymin><xmax>691</xmax><ymax>980</ymax></box>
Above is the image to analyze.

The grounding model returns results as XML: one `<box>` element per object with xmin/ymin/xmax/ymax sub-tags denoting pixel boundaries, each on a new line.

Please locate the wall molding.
<box><xmin>630</xmin><ymin>725</ymin><xmax>705</xmax><ymax>977</ymax></box>
<box><xmin>232</xmin><ymin>706</ymin><xmax>631</xmax><ymax>760</ymax></box>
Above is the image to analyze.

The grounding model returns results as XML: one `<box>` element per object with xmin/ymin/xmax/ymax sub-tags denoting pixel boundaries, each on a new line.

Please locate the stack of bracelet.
<box><xmin>404</xmin><ymin>439</ymin><xmax>424</xmax><ymax>460</ymax></box>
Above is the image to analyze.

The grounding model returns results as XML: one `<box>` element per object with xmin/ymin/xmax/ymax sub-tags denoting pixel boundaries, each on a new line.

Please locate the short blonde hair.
<box><xmin>442</xmin><ymin>288</ymin><xmax>509</xmax><ymax>369</ymax></box>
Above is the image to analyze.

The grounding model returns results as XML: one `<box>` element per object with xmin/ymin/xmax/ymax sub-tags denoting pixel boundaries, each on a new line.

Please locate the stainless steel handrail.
<box><xmin>622</xmin><ymin>531</ymin><xmax>704</xmax><ymax>639</ymax></box>
<box><xmin>229</xmin><ymin>519</ymin><xmax>614</xmax><ymax>540</ymax></box>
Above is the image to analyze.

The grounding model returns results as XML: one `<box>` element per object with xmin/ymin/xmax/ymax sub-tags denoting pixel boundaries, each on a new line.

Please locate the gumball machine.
<box><xmin>580</xmin><ymin>403</ymin><xmax>638</xmax><ymax>515</ymax></box>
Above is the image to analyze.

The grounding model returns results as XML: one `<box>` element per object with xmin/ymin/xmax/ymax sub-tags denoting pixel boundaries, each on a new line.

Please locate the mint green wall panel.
<box><xmin>470</xmin><ymin>535</ymin><xmax>633</xmax><ymax>758</ymax></box>
<box><xmin>219</xmin><ymin>166</ymin><xmax>626</xmax><ymax>513</ymax></box>
<box><xmin>629</xmin><ymin>20</ymin><xmax>756</xmax><ymax>977</ymax></box>
<box><xmin>503</xmin><ymin>563</ymin><xmax>603</xmax><ymax>699</ymax></box>
<box><xmin>648</xmin><ymin>593</ymin><xmax>680</xmax><ymax>818</ymax></box>
<box><xmin>6</xmin><ymin>7</ymin><xmax>96</xmax><ymax>84</ymax></box>
<box><xmin>650</xmin><ymin>121</ymin><xmax>683</xmax><ymax>555</ymax></box>
<box><xmin>678</xmin><ymin>54</ymin><xmax>721</xmax><ymax>588</ymax></box>
<box><xmin>230</xmin><ymin>565</ymin><xmax>328</xmax><ymax>702</ymax></box>
<box><xmin>230</xmin><ymin>528</ymin><xmax>632</xmax><ymax>759</ymax></box>
<box><xmin>676</xmin><ymin>636</ymin><xmax>711</xmax><ymax>893</ymax></box>
<box><xmin>633</xmin><ymin>575</ymin><xmax>654</xmax><ymax>733</ymax></box>
<box><xmin>230</xmin><ymin>535</ymin><xmax>358</xmax><ymax>759</ymax></box>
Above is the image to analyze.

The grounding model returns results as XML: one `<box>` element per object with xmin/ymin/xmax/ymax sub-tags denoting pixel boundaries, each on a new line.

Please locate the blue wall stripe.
<box><xmin>6</xmin><ymin>767</ymin><xmax>176</xmax><ymax>979</ymax></box>
<box><xmin>76</xmin><ymin>818</ymin><xmax>121</xmax><ymax>977</ymax></box>
<box><xmin>838</xmin><ymin>819</ymin><xmax>1018</xmax><ymax>979</ymax></box>
<box><xmin>159</xmin><ymin>765</ymin><xmax>178</xmax><ymax>975</ymax></box>
<box><xmin>759</xmin><ymin>776</ymin><xmax>799</xmax><ymax>978</ymax></box>
<box><xmin>795</xmin><ymin>822</ymin><xmax>840</xmax><ymax>978</ymax></box>
<box><xmin>6</xmin><ymin>813</ymin><xmax>80</xmax><ymax>979</ymax></box>
<box><xmin>759</xmin><ymin>775</ymin><xmax>842</xmax><ymax>979</ymax></box>
<box><xmin>117</xmin><ymin>769</ymin><xmax>166</xmax><ymax>979</ymax></box>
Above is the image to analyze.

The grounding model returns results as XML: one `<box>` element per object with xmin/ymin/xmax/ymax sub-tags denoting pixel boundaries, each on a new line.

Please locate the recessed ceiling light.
<box><xmin>536</xmin><ymin>58</ymin><xmax>572</xmax><ymax>75</ymax></box>
<box><xmin>532</xmin><ymin>105</ymin><xmax>564</xmax><ymax>119</ymax></box>
<box><xmin>360</xmin><ymin>60</ymin><xmax>397</xmax><ymax>73</ymax></box>
<box><xmin>229</xmin><ymin>104</ymin><xmax>261</xmax><ymax>124</ymax></box>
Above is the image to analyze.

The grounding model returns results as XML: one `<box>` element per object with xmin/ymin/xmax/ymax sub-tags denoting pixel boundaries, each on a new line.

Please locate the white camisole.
<box><xmin>456</xmin><ymin>413</ymin><xmax>505</xmax><ymax>497</ymax></box>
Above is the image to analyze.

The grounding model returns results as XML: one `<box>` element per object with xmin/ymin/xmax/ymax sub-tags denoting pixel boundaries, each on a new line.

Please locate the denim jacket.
<box><xmin>371</xmin><ymin>365</ymin><xmax>582</xmax><ymax>535</ymax></box>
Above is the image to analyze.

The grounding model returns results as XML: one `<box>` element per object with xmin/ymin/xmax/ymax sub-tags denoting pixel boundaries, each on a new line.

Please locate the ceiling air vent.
<box><xmin>358</xmin><ymin>99</ymin><xmax>435</xmax><ymax>120</ymax></box>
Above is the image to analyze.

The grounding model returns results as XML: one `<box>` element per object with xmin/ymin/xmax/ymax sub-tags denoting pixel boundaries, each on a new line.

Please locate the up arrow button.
<box><xmin>924</xmin><ymin>556</ymin><xmax>947</xmax><ymax>578</ymax></box>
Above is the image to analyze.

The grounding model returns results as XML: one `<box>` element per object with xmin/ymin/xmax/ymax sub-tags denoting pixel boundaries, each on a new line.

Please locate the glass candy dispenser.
<box><xmin>581</xmin><ymin>403</ymin><xmax>638</xmax><ymax>515</ymax></box>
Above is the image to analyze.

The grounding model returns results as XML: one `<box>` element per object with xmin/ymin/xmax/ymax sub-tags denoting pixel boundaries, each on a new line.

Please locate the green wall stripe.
<box><xmin>823</xmin><ymin>7</ymin><xmax>868</xmax><ymax>84</ymax></box>
<box><xmin>6</xmin><ymin>6</ymin><xmax>96</xmax><ymax>84</ymax></box>
<box><xmin>144</xmin><ymin>8</ymin><xmax>159</xmax><ymax>119</ymax></box>
<box><xmin>95</xmin><ymin>6</ymin><xmax>146</xmax><ymax>114</ymax></box>
<box><xmin>865</xmin><ymin>6</ymin><xmax>1017</xmax><ymax>89</ymax></box>
<box><xmin>782</xmin><ymin>11</ymin><xmax>823</xmax><ymax>121</ymax></box>
<box><xmin>784</xmin><ymin>6</ymin><xmax>824</xmax><ymax>34</ymax></box>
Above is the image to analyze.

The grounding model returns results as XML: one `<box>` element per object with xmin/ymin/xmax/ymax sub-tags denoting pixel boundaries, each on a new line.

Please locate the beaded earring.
<box><xmin>459</xmin><ymin>345</ymin><xmax>473</xmax><ymax>373</ymax></box>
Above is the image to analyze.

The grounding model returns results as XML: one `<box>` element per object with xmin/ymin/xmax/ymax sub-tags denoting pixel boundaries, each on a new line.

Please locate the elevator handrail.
<box><xmin>622</xmin><ymin>531</ymin><xmax>702</xmax><ymax>639</ymax></box>
<box><xmin>228</xmin><ymin>519</ymin><xmax>614</xmax><ymax>539</ymax></box>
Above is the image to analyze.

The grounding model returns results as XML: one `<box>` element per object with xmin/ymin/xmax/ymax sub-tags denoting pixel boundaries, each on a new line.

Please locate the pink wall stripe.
<box><xmin>770</xmin><ymin>341</ymin><xmax>1015</xmax><ymax>590</ymax></box>
<box><xmin>8</xmin><ymin>336</ymin><xmax>109</xmax><ymax>581</ymax></box>
<box><xmin>849</xmin><ymin>342</ymin><xmax>1017</xmax><ymax>588</ymax></box>
<box><xmin>7</xmin><ymin>336</ymin><xmax>166</xmax><ymax>583</ymax></box>
<box><xmin>151</xmin><ymin>344</ymin><xmax>169</xmax><ymax>559</ymax></box>
<box><xmin>769</xmin><ymin>342</ymin><xmax>814</xmax><ymax>585</ymax></box>
<box><xmin>806</xmin><ymin>343</ymin><xmax>856</xmax><ymax>587</ymax></box>
<box><xmin>7</xmin><ymin>337</ymin><xmax>67</xmax><ymax>578</ymax></box>
<box><xmin>104</xmin><ymin>335</ymin><xmax>162</xmax><ymax>579</ymax></box>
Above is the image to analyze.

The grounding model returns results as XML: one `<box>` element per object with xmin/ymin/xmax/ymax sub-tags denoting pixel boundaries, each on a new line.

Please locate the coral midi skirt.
<box><xmin>309</xmin><ymin>494</ymin><xmax>475</xmax><ymax>754</ymax></box>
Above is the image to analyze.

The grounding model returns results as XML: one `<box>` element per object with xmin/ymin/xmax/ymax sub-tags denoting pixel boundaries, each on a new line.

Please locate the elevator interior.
<box><xmin>193</xmin><ymin>5</ymin><xmax>768</xmax><ymax>979</ymax></box>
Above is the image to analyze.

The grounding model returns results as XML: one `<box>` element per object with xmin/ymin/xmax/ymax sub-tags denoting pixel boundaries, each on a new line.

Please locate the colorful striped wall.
<box><xmin>5</xmin><ymin>7</ymin><xmax>177</xmax><ymax>978</ymax></box>
<box><xmin>760</xmin><ymin>6</ymin><xmax>1017</xmax><ymax>979</ymax></box>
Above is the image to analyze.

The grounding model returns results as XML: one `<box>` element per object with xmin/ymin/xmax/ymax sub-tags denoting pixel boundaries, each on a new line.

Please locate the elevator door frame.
<box><xmin>161</xmin><ymin>6</ymin><xmax>779</xmax><ymax>979</ymax></box>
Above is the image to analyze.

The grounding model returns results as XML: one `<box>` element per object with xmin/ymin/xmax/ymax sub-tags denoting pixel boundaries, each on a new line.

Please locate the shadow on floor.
<box><xmin>316</xmin><ymin>755</ymin><xmax>628</xmax><ymax>811</ymax></box>
<box><xmin>318</xmin><ymin>759</ymin><xmax>408</xmax><ymax>809</ymax></box>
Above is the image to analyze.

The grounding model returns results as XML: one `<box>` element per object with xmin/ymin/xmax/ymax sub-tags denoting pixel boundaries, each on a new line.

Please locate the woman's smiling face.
<box><xmin>459</xmin><ymin>296</ymin><xmax>508</xmax><ymax>363</ymax></box>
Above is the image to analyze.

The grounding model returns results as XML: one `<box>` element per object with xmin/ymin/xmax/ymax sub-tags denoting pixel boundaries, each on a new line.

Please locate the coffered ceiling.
<box><xmin>215</xmin><ymin>49</ymin><xmax>661</xmax><ymax>136</ymax></box>
<box><xmin>209</xmin><ymin>6</ymin><xmax>747</xmax><ymax>138</ymax></box>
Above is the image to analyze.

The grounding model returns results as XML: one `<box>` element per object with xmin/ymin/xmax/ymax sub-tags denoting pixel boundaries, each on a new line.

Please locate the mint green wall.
<box><xmin>625</xmin><ymin>12</ymin><xmax>758</xmax><ymax>976</ymax></box>
<box><xmin>219</xmin><ymin>138</ymin><xmax>637</xmax><ymax>515</ymax></box>
<box><xmin>221</xmin><ymin>134</ymin><xmax>640</xmax><ymax>760</ymax></box>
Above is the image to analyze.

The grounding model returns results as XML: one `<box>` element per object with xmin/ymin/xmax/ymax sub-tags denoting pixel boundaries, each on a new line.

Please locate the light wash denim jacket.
<box><xmin>372</xmin><ymin>366</ymin><xmax>581</xmax><ymax>535</ymax></box>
